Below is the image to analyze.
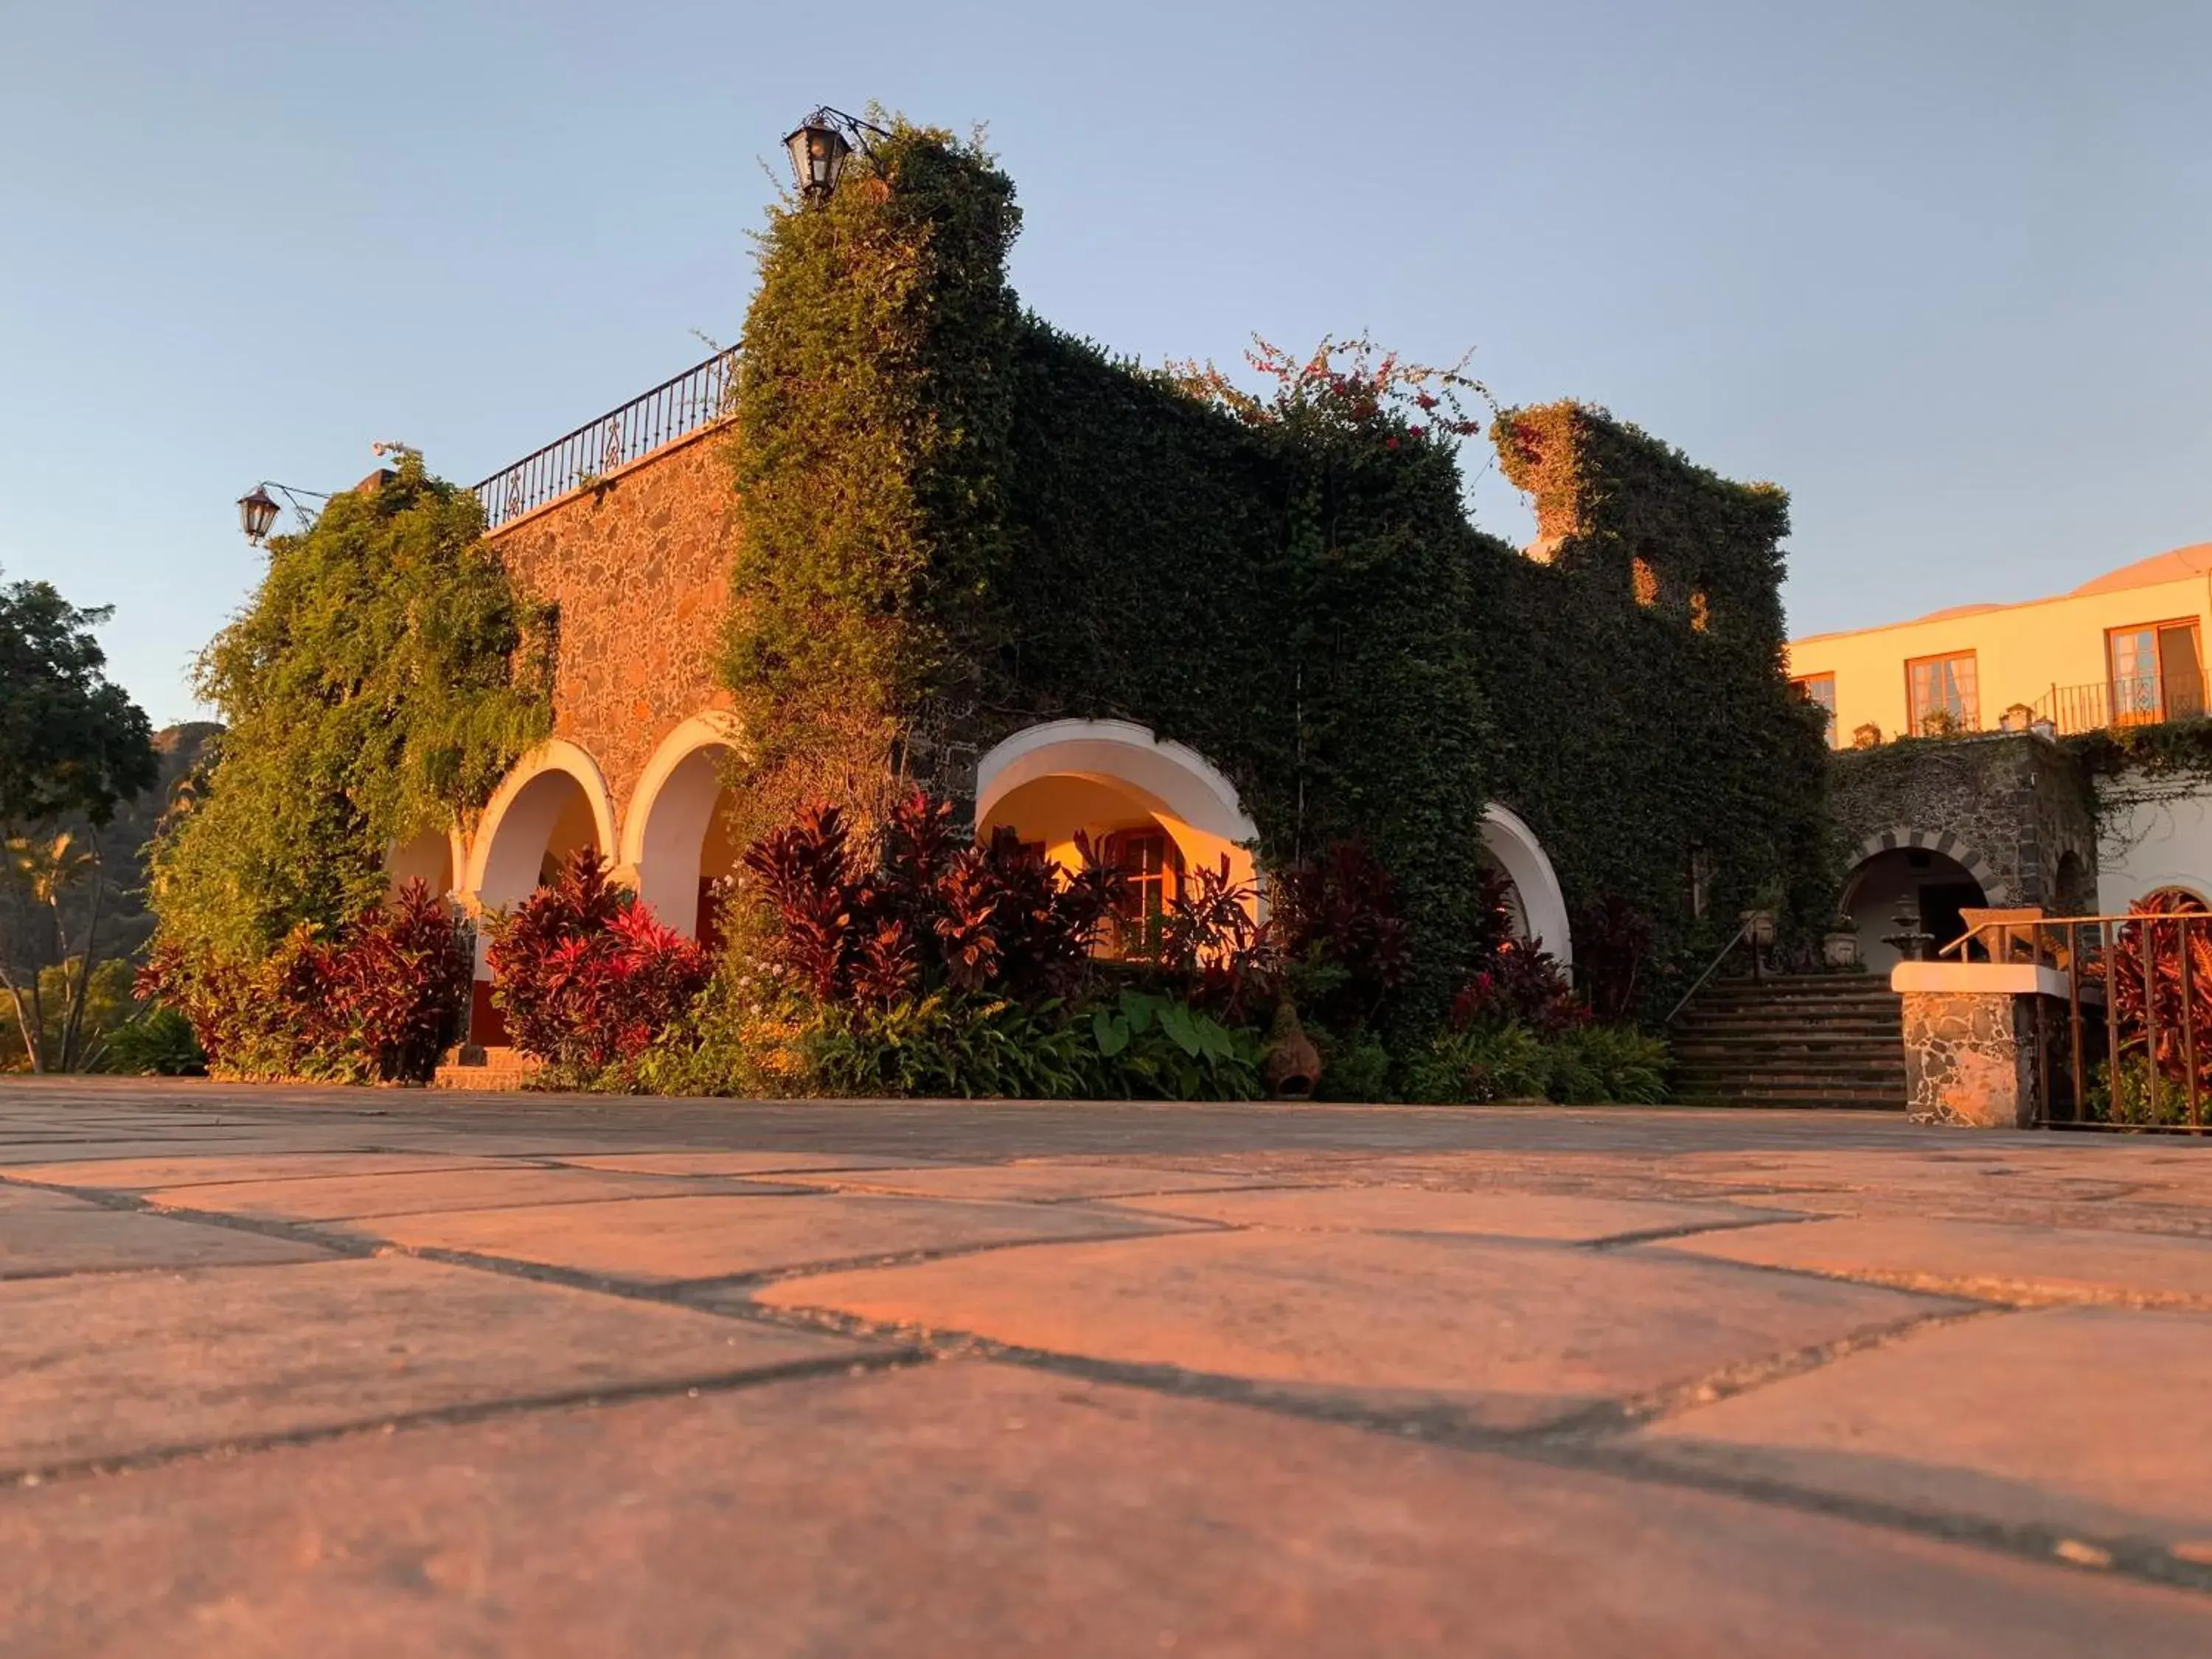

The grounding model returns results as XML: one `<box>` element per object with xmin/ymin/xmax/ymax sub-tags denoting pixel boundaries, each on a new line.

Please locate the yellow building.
<box><xmin>1786</xmin><ymin>542</ymin><xmax>2212</xmax><ymax>746</ymax></box>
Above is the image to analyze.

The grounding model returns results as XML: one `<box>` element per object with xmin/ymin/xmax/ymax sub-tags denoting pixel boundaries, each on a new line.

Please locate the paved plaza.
<box><xmin>4</xmin><ymin>1080</ymin><xmax>2212</xmax><ymax>1655</ymax></box>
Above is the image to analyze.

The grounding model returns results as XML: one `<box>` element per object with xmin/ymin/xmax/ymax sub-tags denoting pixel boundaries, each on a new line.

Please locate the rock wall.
<box><xmin>485</xmin><ymin>431</ymin><xmax>739</xmax><ymax>812</ymax></box>
<box><xmin>1832</xmin><ymin>733</ymin><xmax>2098</xmax><ymax>909</ymax></box>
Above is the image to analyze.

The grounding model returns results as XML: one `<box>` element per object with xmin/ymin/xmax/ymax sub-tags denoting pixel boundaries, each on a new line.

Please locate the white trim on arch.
<box><xmin>621</xmin><ymin>712</ymin><xmax>742</xmax><ymax>939</ymax></box>
<box><xmin>463</xmin><ymin>738</ymin><xmax>619</xmax><ymax>914</ymax></box>
<box><xmin>1481</xmin><ymin>803</ymin><xmax>1573</xmax><ymax>971</ymax></box>
<box><xmin>974</xmin><ymin>719</ymin><xmax>1259</xmax><ymax>846</ymax></box>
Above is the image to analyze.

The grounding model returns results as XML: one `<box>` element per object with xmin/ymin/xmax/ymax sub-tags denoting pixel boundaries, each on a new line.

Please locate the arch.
<box><xmin>1480</xmin><ymin>804</ymin><xmax>1573</xmax><ymax>971</ymax></box>
<box><xmin>975</xmin><ymin>720</ymin><xmax>1259</xmax><ymax>848</ymax></box>
<box><xmin>621</xmin><ymin>713</ymin><xmax>743</xmax><ymax>941</ymax></box>
<box><xmin>1845</xmin><ymin>826</ymin><xmax>2008</xmax><ymax>906</ymax></box>
<box><xmin>386</xmin><ymin>826</ymin><xmax>464</xmax><ymax>900</ymax></box>
<box><xmin>465</xmin><ymin>739</ymin><xmax>619</xmax><ymax>914</ymax></box>
<box><xmin>975</xmin><ymin>721</ymin><xmax>1259</xmax><ymax>947</ymax></box>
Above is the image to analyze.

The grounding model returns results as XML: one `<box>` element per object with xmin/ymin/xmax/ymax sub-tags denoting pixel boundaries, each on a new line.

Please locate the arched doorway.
<box><xmin>1840</xmin><ymin>827</ymin><xmax>2004</xmax><ymax>971</ymax></box>
<box><xmin>462</xmin><ymin>742</ymin><xmax>618</xmax><ymax>1043</ymax></box>
<box><xmin>1479</xmin><ymin>804</ymin><xmax>1573</xmax><ymax>971</ymax></box>
<box><xmin>974</xmin><ymin>720</ymin><xmax>1259</xmax><ymax>950</ymax></box>
<box><xmin>623</xmin><ymin>714</ymin><xmax>743</xmax><ymax>947</ymax></box>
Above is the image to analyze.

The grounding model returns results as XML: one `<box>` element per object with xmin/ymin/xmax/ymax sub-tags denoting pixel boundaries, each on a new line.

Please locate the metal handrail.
<box><xmin>1664</xmin><ymin>919</ymin><xmax>1753</xmax><ymax>1026</ymax></box>
<box><xmin>1933</xmin><ymin>908</ymin><xmax>2211</xmax><ymax>1132</ymax></box>
<box><xmin>473</xmin><ymin>347</ymin><xmax>739</xmax><ymax>531</ymax></box>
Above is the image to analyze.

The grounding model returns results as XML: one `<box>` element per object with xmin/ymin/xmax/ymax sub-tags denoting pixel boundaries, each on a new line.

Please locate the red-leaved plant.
<box><xmin>2107</xmin><ymin>889</ymin><xmax>2212</xmax><ymax>1095</ymax></box>
<box><xmin>141</xmin><ymin>879</ymin><xmax>470</xmax><ymax>1083</ymax></box>
<box><xmin>487</xmin><ymin>851</ymin><xmax>712</xmax><ymax>1073</ymax></box>
<box><xmin>740</xmin><ymin>793</ymin><xmax>1119</xmax><ymax>1010</ymax></box>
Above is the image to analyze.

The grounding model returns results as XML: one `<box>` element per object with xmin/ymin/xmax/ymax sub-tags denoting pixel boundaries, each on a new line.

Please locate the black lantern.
<box><xmin>237</xmin><ymin>484</ymin><xmax>280</xmax><ymax>545</ymax></box>
<box><xmin>785</xmin><ymin>114</ymin><xmax>853</xmax><ymax>203</ymax></box>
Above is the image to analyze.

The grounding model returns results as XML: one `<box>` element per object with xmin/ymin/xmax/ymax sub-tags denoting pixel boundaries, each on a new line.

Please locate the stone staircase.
<box><xmin>1669</xmin><ymin>973</ymin><xmax>1906</xmax><ymax>1110</ymax></box>
<box><xmin>432</xmin><ymin>1044</ymin><xmax>543</xmax><ymax>1092</ymax></box>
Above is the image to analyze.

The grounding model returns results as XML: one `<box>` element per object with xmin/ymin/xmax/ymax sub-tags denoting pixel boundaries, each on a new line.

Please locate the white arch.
<box><xmin>621</xmin><ymin>712</ymin><xmax>742</xmax><ymax>939</ymax></box>
<box><xmin>465</xmin><ymin>739</ymin><xmax>619</xmax><ymax>915</ymax></box>
<box><xmin>385</xmin><ymin>825</ymin><xmax>465</xmax><ymax>900</ymax></box>
<box><xmin>1481</xmin><ymin>803</ymin><xmax>1573</xmax><ymax>971</ymax></box>
<box><xmin>975</xmin><ymin>719</ymin><xmax>1259</xmax><ymax>846</ymax></box>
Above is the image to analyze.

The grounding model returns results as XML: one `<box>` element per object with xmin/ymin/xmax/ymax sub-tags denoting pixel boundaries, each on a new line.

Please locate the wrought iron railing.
<box><xmin>473</xmin><ymin>348</ymin><xmax>737</xmax><ymax>531</ymax></box>
<box><xmin>1941</xmin><ymin>907</ymin><xmax>2212</xmax><ymax>1130</ymax></box>
<box><xmin>2034</xmin><ymin>672</ymin><xmax>2206</xmax><ymax>737</ymax></box>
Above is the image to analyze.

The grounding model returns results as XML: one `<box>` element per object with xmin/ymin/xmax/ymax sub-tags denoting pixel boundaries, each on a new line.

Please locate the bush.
<box><xmin>486</xmin><ymin>851</ymin><xmax>713</xmax><ymax>1079</ymax></box>
<box><xmin>98</xmin><ymin>1004</ymin><xmax>205</xmax><ymax>1076</ymax></box>
<box><xmin>1406</xmin><ymin>1020</ymin><xmax>1669</xmax><ymax>1105</ymax></box>
<box><xmin>142</xmin><ymin>879</ymin><xmax>471</xmax><ymax>1083</ymax></box>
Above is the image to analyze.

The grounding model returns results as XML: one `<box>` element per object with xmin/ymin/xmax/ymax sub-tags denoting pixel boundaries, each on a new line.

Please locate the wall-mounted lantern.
<box><xmin>234</xmin><ymin>480</ymin><xmax>332</xmax><ymax>546</ymax></box>
<box><xmin>235</xmin><ymin>485</ymin><xmax>280</xmax><ymax>545</ymax></box>
<box><xmin>783</xmin><ymin>106</ymin><xmax>889</xmax><ymax>204</ymax></box>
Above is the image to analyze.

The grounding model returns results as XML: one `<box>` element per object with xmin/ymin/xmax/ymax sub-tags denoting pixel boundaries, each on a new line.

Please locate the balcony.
<box><xmin>2033</xmin><ymin>670</ymin><xmax>2208</xmax><ymax>737</ymax></box>
<box><xmin>473</xmin><ymin>349</ymin><xmax>737</xmax><ymax>532</ymax></box>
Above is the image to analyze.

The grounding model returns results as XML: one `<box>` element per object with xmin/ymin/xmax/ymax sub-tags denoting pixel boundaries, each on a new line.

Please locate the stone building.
<box><xmin>396</xmin><ymin>133</ymin><xmax>1828</xmax><ymax>1044</ymax></box>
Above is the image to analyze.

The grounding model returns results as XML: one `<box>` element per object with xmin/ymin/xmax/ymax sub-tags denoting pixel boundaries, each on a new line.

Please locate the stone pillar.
<box><xmin>1892</xmin><ymin>963</ymin><xmax>2079</xmax><ymax>1129</ymax></box>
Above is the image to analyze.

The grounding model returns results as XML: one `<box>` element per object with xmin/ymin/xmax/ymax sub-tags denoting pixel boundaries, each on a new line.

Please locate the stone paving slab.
<box><xmin>1657</xmin><ymin>1215</ymin><xmax>2212</xmax><ymax>1305</ymax></box>
<box><xmin>6</xmin><ymin>1363</ymin><xmax>2204</xmax><ymax>1659</ymax></box>
<box><xmin>8</xmin><ymin>1151</ymin><xmax>523</xmax><ymax>1189</ymax></box>
<box><xmin>756</xmin><ymin>1229</ymin><xmax>1961</xmax><ymax>1428</ymax></box>
<box><xmin>139</xmin><ymin>1166</ymin><xmax>767</xmax><ymax>1222</ymax></box>
<box><xmin>347</xmin><ymin>1192</ymin><xmax>1200</xmax><ymax>1284</ymax></box>
<box><xmin>1</xmin><ymin>1192</ymin><xmax>335</xmax><ymax>1278</ymax></box>
<box><xmin>557</xmin><ymin>1149</ymin><xmax>947</xmax><ymax>1177</ymax></box>
<box><xmin>1102</xmin><ymin>1184</ymin><xmax>1782</xmax><ymax>1241</ymax></box>
<box><xmin>773</xmin><ymin>1161</ymin><xmax>1294</xmax><ymax>1203</ymax></box>
<box><xmin>0</xmin><ymin>1255</ymin><xmax>879</xmax><ymax>1472</ymax></box>
<box><xmin>1634</xmin><ymin>1305</ymin><xmax>2212</xmax><ymax>1548</ymax></box>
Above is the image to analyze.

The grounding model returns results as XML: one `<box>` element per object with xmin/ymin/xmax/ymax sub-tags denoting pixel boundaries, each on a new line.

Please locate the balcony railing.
<box><xmin>2034</xmin><ymin>672</ymin><xmax>2207</xmax><ymax>737</ymax></box>
<box><xmin>473</xmin><ymin>348</ymin><xmax>738</xmax><ymax>532</ymax></box>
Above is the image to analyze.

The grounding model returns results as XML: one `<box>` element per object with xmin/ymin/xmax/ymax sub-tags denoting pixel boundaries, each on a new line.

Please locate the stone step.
<box><xmin>433</xmin><ymin>1045</ymin><xmax>542</xmax><ymax>1093</ymax></box>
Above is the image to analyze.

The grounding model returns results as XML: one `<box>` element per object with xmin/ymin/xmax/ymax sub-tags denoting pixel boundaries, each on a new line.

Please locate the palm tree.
<box><xmin>1</xmin><ymin>830</ymin><xmax>103</xmax><ymax>1071</ymax></box>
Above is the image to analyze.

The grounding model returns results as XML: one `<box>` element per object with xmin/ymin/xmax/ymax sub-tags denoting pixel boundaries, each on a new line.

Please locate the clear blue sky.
<box><xmin>4</xmin><ymin>1</ymin><xmax>2206</xmax><ymax>727</ymax></box>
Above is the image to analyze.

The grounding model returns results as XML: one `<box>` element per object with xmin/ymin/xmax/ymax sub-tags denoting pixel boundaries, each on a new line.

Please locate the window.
<box><xmin>2107</xmin><ymin>620</ymin><xmax>2203</xmax><ymax>726</ymax></box>
<box><xmin>1906</xmin><ymin>652</ymin><xmax>1979</xmax><ymax>735</ymax></box>
<box><xmin>1685</xmin><ymin>845</ymin><xmax>1714</xmax><ymax>920</ymax></box>
<box><xmin>1688</xmin><ymin>590</ymin><xmax>1711</xmax><ymax>633</ymax></box>
<box><xmin>1792</xmin><ymin>673</ymin><xmax>1837</xmax><ymax>745</ymax></box>
<box><xmin>1105</xmin><ymin>827</ymin><xmax>1181</xmax><ymax>950</ymax></box>
<box><xmin>1632</xmin><ymin>557</ymin><xmax>1660</xmax><ymax>608</ymax></box>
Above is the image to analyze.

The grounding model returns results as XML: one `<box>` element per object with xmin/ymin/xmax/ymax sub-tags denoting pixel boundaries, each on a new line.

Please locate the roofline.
<box><xmin>1792</xmin><ymin>563</ymin><xmax>2212</xmax><ymax>648</ymax></box>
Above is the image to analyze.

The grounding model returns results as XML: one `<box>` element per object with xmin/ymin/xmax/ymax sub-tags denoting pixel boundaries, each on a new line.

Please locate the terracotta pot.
<box><xmin>1262</xmin><ymin>1002</ymin><xmax>1322</xmax><ymax>1100</ymax></box>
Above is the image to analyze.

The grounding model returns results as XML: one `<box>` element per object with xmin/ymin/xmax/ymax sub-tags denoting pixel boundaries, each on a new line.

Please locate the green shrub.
<box><xmin>97</xmin><ymin>1005</ymin><xmax>206</xmax><ymax>1076</ymax></box>
<box><xmin>1405</xmin><ymin>1020</ymin><xmax>1669</xmax><ymax>1105</ymax></box>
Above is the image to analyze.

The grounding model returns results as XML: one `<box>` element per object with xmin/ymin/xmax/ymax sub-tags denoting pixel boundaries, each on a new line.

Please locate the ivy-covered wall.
<box><xmin>713</xmin><ymin>122</ymin><xmax>1831</xmax><ymax>1028</ymax></box>
<box><xmin>1478</xmin><ymin>407</ymin><xmax>1835</xmax><ymax>966</ymax></box>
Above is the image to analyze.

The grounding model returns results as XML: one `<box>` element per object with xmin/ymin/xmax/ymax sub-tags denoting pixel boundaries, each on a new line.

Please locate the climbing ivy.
<box><xmin>718</xmin><ymin>118</ymin><xmax>1021</xmax><ymax>845</ymax></box>
<box><xmin>719</xmin><ymin>120</ymin><xmax>1829</xmax><ymax>1038</ymax></box>
<box><xmin>149</xmin><ymin>455</ymin><xmax>552</xmax><ymax>963</ymax></box>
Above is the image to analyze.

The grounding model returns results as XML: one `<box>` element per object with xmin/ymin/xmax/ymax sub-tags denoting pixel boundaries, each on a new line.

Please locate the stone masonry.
<box><xmin>487</xmin><ymin>428</ymin><xmax>740</xmax><ymax>812</ymax></box>
<box><xmin>1832</xmin><ymin>731</ymin><xmax>2098</xmax><ymax>910</ymax></box>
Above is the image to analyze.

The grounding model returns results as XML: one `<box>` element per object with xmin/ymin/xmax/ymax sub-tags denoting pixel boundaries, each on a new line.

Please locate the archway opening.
<box><xmin>470</xmin><ymin>766</ymin><xmax>610</xmax><ymax>1044</ymax></box>
<box><xmin>1842</xmin><ymin>846</ymin><xmax>1986</xmax><ymax>971</ymax></box>
<box><xmin>1478</xmin><ymin>804</ymin><xmax>1573</xmax><ymax>971</ymax></box>
<box><xmin>632</xmin><ymin>742</ymin><xmax>743</xmax><ymax>949</ymax></box>
<box><xmin>975</xmin><ymin>723</ymin><xmax>1260</xmax><ymax>958</ymax></box>
<box><xmin>386</xmin><ymin>828</ymin><xmax>453</xmax><ymax>900</ymax></box>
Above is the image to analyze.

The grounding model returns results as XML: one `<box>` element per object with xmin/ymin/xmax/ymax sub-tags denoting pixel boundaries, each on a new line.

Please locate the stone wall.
<box><xmin>1831</xmin><ymin>732</ymin><xmax>2098</xmax><ymax>909</ymax></box>
<box><xmin>486</xmin><ymin>430</ymin><xmax>740</xmax><ymax>811</ymax></box>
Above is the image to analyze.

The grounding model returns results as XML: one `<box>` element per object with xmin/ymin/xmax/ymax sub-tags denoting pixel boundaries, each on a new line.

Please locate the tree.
<box><xmin>0</xmin><ymin>572</ymin><xmax>158</xmax><ymax>1069</ymax></box>
<box><xmin>0</xmin><ymin>574</ymin><xmax>156</xmax><ymax>828</ymax></box>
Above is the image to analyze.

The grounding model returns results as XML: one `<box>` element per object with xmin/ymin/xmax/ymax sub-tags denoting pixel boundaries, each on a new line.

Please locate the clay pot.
<box><xmin>1262</xmin><ymin>1002</ymin><xmax>1322</xmax><ymax>1100</ymax></box>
